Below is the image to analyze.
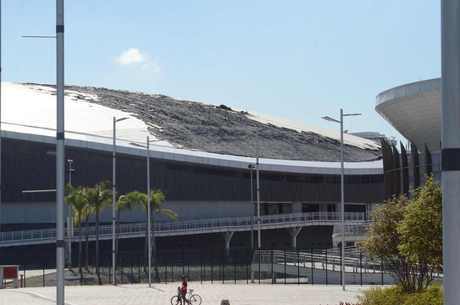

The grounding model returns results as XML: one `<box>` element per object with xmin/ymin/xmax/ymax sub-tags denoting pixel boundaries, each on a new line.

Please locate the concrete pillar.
<box><xmin>224</xmin><ymin>231</ymin><xmax>235</xmax><ymax>257</ymax></box>
<box><xmin>319</xmin><ymin>204</ymin><xmax>328</xmax><ymax>213</ymax></box>
<box><xmin>292</xmin><ymin>202</ymin><xmax>302</xmax><ymax>214</ymax></box>
<box><xmin>288</xmin><ymin>227</ymin><xmax>302</xmax><ymax>249</ymax></box>
<box><xmin>442</xmin><ymin>2</ymin><xmax>460</xmax><ymax>304</ymax></box>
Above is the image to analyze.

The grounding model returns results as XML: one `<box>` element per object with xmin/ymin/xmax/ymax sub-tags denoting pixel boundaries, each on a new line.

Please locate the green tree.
<box><xmin>118</xmin><ymin>191</ymin><xmax>146</xmax><ymax>216</ymax></box>
<box><xmin>361</xmin><ymin>177</ymin><xmax>443</xmax><ymax>292</ymax></box>
<box><xmin>146</xmin><ymin>190</ymin><xmax>176</xmax><ymax>279</ymax></box>
<box><xmin>86</xmin><ymin>181</ymin><xmax>112</xmax><ymax>285</ymax></box>
<box><xmin>65</xmin><ymin>185</ymin><xmax>90</xmax><ymax>282</ymax></box>
<box><xmin>398</xmin><ymin>176</ymin><xmax>443</xmax><ymax>290</ymax></box>
<box><xmin>119</xmin><ymin>190</ymin><xmax>176</xmax><ymax>281</ymax></box>
<box><xmin>361</xmin><ymin>195</ymin><xmax>414</xmax><ymax>291</ymax></box>
<box><xmin>116</xmin><ymin>191</ymin><xmax>146</xmax><ymax>258</ymax></box>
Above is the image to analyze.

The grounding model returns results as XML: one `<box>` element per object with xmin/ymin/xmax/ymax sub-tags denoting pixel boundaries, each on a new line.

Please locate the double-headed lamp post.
<box><xmin>322</xmin><ymin>109</ymin><xmax>361</xmax><ymax>291</ymax></box>
<box><xmin>112</xmin><ymin>116</ymin><xmax>129</xmax><ymax>285</ymax></box>
<box><xmin>135</xmin><ymin>136</ymin><xmax>159</xmax><ymax>288</ymax></box>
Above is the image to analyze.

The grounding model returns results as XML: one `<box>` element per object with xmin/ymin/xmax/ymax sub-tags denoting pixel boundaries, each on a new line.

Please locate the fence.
<box><xmin>1</xmin><ymin>247</ymin><xmax>396</xmax><ymax>288</ymax></box>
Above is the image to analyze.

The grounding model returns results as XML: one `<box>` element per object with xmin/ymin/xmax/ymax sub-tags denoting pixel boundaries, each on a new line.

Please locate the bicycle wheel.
<box><xmin>170</xmin><ymin>295</ymin><xmax>181</xmax><ymax>305</ymax></box>
<box><xmin>189</xmin><ymin>294</ymin><xmax>202</xmax><ymax>305</ymax></box>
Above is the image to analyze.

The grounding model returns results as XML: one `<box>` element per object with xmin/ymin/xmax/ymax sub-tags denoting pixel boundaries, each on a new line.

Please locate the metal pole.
<box><xmin>442</xmin><ymin>1</ymin><xmax>460</xmax><ymax>304</ymax></box>
<box><xmin>249</xmin><ymin>165</ymin><xmax>254</xmax><ymax>250</ymax></box>
<box><xmin>68</xmin><ymin>160</ymin><xmax>73</xmax><ymax>186</ymax></box>
<box><xmin>147</xmin><ymin>136</ymin><xmax>152</xmax><ymax>287</ymax></box>
<box><xmin>67</xmin><ymin>159</ymin><xmax>73</xmax><ymax>267</ymax></box>
<box><xmin>256</xmin><ymin>157</ymin><xmax>261</xmax><ymax>249</ymax></box>
<box><xmin>340</xmin><ymin>108</ymin><xmax>345</xmax><ymax>291</ymax></box>
<box><xmin>0</xmin><ymin>0</ymin><xmax>3</xmax><ymax>235</ymax></box>
<box><xmin>56</xmin><ymin>1</ymin><xmax>65</xmax><ymax>304</ymax></box>
<box><xmin>112</xmin><ymin>116</ymin><xmax>116</xmax><ymax>285</ymax></box>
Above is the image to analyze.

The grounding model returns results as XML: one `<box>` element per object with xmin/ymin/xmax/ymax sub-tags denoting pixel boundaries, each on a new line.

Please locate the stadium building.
<box><xmin>376</xmin><ymin>78</ymin><xmax>441</xmax><ymax>197</ymax></box>
<box><xmin>0</xmin><ymin>83</ymin><xmax>384</xmax><ymax>265</ymax></box>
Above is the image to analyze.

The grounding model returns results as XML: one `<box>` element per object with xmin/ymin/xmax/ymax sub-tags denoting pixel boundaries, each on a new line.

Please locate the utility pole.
<box><xmin>112</xmin><ymin>117</ymin><xmax>117</xmax><ymax>285</ymax></box>
<box><xmin>339</xmin><ymin>109</ymin><xmax>345</xmax><ymax>291</ymax></box>
<box><xmin>146</xmin><ymin>136</ymin><xmax>152</xmax><ymax>288</ymax></box>
<box><xmin>112</xmin><ymin>116</ymin><xmax>128</xmax><ymax>285</ymax></box>
<box><xmin>256</xmin><ymin>157</ymin><xmax>261</xmax><ymax>249</ymax></box>
<box><xmin>66</xmin><ymin>159</ymin><xmax>74</xmax><ymax>267</ymax></box>
<box><xmin>248</xmin><ymin>164</ymin><xmax>255</xmax><ymax>250</ymax></box>
<box><xmin>322</xmin><ymin>110</ymin><xmax>361</xmax><ymax>291</ymax></box>
<box><xmin>248</xmin><ymin>164</ymin><xmax>254</xmax><ymax>251</ymax></box>
<box><xmin>0</xmin><ymin>0</ymin><xmax>3</xmax><ymax>235</ymax></box>
<box><xmin>55</xmin><ymin>1</ymin><xmax>65</xmax><ymax>305</ymax></box>
<box><xmin>441</xmin><ymin>1</ymin><xmax>460</xmax><ymax>304</ymax></box>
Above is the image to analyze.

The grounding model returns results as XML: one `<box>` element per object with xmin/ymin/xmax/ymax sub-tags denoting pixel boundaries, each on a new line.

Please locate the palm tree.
<box><xmin>116</xmin><ymin>191</ymin><xmax>146</xmax><ymax>260</ymax></box>
<box><xmin>86</xmin><ymin>181</ymin><xmax>112</xmax><ymax>285</ymax></box>
<box><xmin>65</xmin><ymin>185</ymin><xmax>90</xmax><ymax>283</ymax></box>
<box><xmin>146</xmin><ymin>190</ymin><xmax>176</xmax><ymax>281</ymax></box>
<box><xmin>120</xmin><ymin>190</ymin><xmax>176</xmax><ymax>281</ymax></box>
<box><xmin>83</xmin><ymin>204</ymin><xmax>93</xmax><ymax>272</ymax></box>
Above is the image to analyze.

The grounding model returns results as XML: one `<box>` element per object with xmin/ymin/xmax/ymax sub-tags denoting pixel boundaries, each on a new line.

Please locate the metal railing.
<box><xmin>0</xmin><ymin>212</ymin><xmax>369</xmax><ymax>247</ymax></box>
<box><xmin>251</xmin><ymin>247</ymin><xmax>393</xmax><ymax>285</ymax></box>
<box><xmin>254</xmin><ymin>247</ymin><xmax>380</xmax><ymax>272</ymax></box>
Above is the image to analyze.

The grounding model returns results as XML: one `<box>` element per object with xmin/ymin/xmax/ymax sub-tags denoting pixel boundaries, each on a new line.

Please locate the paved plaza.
<box><xmin>0</xmin><ymin>283</ymin><xmax>371</xmax><ymax>305</ymax></box>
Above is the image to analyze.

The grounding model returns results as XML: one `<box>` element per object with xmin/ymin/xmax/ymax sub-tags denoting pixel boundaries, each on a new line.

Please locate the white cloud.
<box><xmin>116</xmin><ymin>48</ymin><xmax>145</xmax><ymax>65</ymax></box>
<box><xmin>115</xmin><ymin>48</ymin><xmax>160</xmax><ymax>72</ymax></box>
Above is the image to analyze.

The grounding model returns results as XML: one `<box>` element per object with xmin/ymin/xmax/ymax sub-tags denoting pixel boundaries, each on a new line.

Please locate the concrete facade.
<box><xmin>376</xmin><ymin>78</ymin><xmax>441</xmax><ymax>153</ymax></box>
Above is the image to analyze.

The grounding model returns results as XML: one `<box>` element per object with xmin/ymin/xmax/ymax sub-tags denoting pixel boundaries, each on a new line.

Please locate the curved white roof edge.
<box><xmin>4</xmin><ymin>129</ymin><xmax>383</xmax><ymax>176</ymax></box>
<box><xmin>2</xmin><ymin>82</ymin><xmax>380</xmax><ymax>152</ymax></box>
<box><xmin>376</xmin><ymin>78</ymin><xmax>440</xmax><ymax>107</ymax></box>
<box><xmin>375</xmin><ymin>78</ymin><xmax>441</xmax><ymax>152</ymax></box>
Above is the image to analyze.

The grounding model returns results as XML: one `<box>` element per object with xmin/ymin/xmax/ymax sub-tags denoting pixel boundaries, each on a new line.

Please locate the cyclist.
<box><xmin>179</xmin><ymin>276</ymin><xmax>190</xmax><ymax>305</ymax></box>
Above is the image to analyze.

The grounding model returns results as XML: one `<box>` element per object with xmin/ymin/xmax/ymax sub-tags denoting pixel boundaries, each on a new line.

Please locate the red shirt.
<box><xmin>181</xmin><ymin>281</ymin><xmax>187</xmax><ymax>294</ymax></box>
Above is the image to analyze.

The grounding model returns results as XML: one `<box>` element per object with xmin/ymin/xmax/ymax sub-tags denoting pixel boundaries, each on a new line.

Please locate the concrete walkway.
<box><xmin>0</xmin><ymin>283</ymin><xmax>372</xmax><ymax>305</ymax></box>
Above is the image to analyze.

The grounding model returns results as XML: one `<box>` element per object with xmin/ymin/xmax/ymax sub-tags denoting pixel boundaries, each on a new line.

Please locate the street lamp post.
<box><xmin>146</xmin><ymin>136</ymin><xmax>155</xmax><ymax>288</ymax></box>
<box><xmin>66</xmin><ymin>159</ymin><xmax>75</xmax><ymax>267</ymax></box>
<box><xmin>255</xmin><ymin>157</ymin><xmax>261</xmax><ymax>249</ymax></box>
<box><xmin>0</xmin><ymin>0</ymin><xmax>3</xmax><ymax>235</ymax></box>
<box><xmin>132</xmin><ymin>136</ymin><xmax>158</xmax><ymax>287</ymax></box>
<box><xmin>248</xmin><ymin>164</ymin><xmax>255</xmax><ymax>250</ymax></box>
<box><xmin>112</xmin><ymin>116</ymin><xmax>128</xmax><ymax>285</ymax></box>
<box><xmin>147</xmin><ymin>136</ymin><xmax>151</xmax><ymax>287</ymax></box>
<box><xmin>56</xmin><ymin>1</ymin><xmax>65</xmax><ymax>305</ymax></box>
<box><xmin>322</xmin><ymin>109</ymin><xmax>361</xmax><ymax>291</ymax></box>
<box><xmin>18</xmin><ymin>3</ymin><xmax>64</xmax><ymax>303</ymax></box>
<box><xmin>129</xmin><ymin>136</ymin><xmax>157</xmax><ymax>287</ymax></box>
<box><xmin>67</xmin><ymin>159</ymin><xmax>74</xmax><ymax>186</ymax></box>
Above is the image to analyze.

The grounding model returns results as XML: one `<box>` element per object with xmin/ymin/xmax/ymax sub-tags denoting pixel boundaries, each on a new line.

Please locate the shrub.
<box><xmin>359</xmin><ymin>286</ymin><xmax>405</xmax><ymax>305</ymax></box>
<box><xmin>360</xmin><ymin>177</ymin><xmax>442</xmax><ymax>292</ymax></box>
<box><xmin>358</xmin><ymin>286</ymin><xmax>443</xmax><ymax>305</ymax></box>
<box><xmin>403</xmin><ymin>286</ymin><xmax>443</xmax><ymax>305</ymax></box>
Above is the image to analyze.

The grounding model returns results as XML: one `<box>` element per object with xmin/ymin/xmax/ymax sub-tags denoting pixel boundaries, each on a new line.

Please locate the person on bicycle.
<box><xmin>180</xmin><ymin>276</ymin><xmax>189</xmax><ymax>305</ymax></box>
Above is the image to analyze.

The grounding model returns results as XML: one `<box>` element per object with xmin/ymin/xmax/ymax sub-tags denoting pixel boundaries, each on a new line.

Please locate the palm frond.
<box><xmin>158</xmin><ymin>208</ymin><xmax>177</xmax><ymax>221</ymax></box>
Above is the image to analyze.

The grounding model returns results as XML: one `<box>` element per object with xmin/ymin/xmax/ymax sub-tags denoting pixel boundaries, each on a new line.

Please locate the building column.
<box><xmin>224</xmin><ymin>231</ymin><xmax>235</xmax><ymax>257</ymax></box>
<box><xmin>319</xmin><ymin>204</ymin><xmax>327</xmax><ymax>212</ymax></box>
<box><xmin>292</xmin><ymin>202</ymin><xmax>302</xmax><ymax>214</ymax></box>
<box><xmin>288</xmin><ymin>227</ymin><xmax>302</xmax><ymax>249</ymax></box>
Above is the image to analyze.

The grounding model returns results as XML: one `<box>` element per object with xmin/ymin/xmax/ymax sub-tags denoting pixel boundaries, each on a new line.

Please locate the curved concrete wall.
<box><xmin>376</xmin><ymin>78</ymin><xmax>441</xmax><ymax>152</ymax></box>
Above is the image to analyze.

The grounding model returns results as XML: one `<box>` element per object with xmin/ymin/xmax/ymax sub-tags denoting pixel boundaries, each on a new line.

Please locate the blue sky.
<box><xmin>2</xmin><ymin>1</ymin><xmax>440</xmax><ymax>141</ymax></box>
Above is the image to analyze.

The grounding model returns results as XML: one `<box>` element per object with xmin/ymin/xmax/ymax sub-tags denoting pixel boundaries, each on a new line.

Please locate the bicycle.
<box><xmin>170</xmin><ymin>288</ymin><xmax>202</xmax><ymax>305</ymax></box>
